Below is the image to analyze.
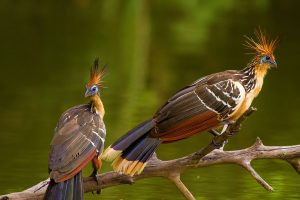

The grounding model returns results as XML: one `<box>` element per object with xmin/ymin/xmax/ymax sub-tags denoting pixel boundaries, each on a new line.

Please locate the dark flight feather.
<box><xmin>44</xmin><ymin>172</ymin><xmax>83</xmax><ymax>200</ymax></box>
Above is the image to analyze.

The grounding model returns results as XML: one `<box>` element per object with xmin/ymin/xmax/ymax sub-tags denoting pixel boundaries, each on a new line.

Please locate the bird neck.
<box><xmin>240</xmin><ymin>66</ymin><xmax>257</xmax><ymax>92</ymax></box>
<box><xmin>89</xmin><ymin>95</ymin><xmax>105</xmax><ymax>118</ymax></box>
<box><xmin>240</xmin><ymin>64</ymin><xmax>269</xmax><ymax>94</ymax></box>
<box><xmin>252</xmin><ymin>64</ymin><xmax>269</xmax><ymax>97</ymax></box>
<box><xmin>254</xmin><ymin>63</ymin><xmax>270</xmax><ymax>79</ymax></box>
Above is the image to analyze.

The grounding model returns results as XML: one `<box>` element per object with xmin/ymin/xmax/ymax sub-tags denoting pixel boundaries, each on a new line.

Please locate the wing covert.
<box><xmin>48</xmin><ymin>105</ymin><xmax>106</xmax><ymax>182</ymax></box>
<box><xmin>195</xmin><ymin>79</ymin><xmax>245</xmax><ymax>120</ymax></box>
<box><xmin>152</xmin><ymin>77</ymin><xmax>245</xmax><ymax>138</ymax></box>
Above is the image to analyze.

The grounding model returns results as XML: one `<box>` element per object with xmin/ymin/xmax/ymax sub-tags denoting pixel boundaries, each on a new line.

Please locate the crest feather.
<box><xmin>244</xmin><ymin>29</ymin><xmax>278</xmax><ymax>55</ymax></box>
<box><xmin>88</xmin><ymin>58</ymin><xmax>106</xmax><ymax>87</ymax></box>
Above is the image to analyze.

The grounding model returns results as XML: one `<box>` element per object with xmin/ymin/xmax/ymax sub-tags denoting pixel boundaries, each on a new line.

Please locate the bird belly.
<box><xmin>229</xmin><ymin>75</ymin><xmax>264</xmax><ymax>121</ymax></box>
<box><xmin>230</xmin><ymin>92</ymin><xmax>255</xmax><ymax>121</ymax></box>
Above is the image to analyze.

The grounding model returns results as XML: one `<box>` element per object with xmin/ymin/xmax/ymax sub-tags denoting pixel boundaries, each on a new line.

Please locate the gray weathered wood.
<box><xmin>1</xmin><ymin>138</ymin><xmax>300</xmax><ymax>200</ymax></box>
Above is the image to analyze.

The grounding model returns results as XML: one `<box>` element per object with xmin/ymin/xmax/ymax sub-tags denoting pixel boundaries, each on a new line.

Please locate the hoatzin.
<box><xmin>44</xmin><ymin>59</ymin><xmax>106</xmax><ymax>200</ymax></box>
<box><xmin>102</xmin><ymin>31</ymin><xmax>277</xmax><ymax>176</ymax></box>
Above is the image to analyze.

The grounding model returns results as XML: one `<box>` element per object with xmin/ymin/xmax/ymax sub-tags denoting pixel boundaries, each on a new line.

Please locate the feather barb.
<box><xmin>244</xmin><ymin>29</ymin><xmax>278</xmax><ymax>55</ymax></box>
<box><xmin>88</xmin><ymin>58</ymin><xmax>107</xmax><ymax>87</ymax></box>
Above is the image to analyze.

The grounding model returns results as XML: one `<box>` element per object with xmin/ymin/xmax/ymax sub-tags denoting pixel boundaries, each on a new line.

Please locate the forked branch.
<box><xmin>1</xmin><ymin>108</ymin><xmax>300</xmax><ymax>200</ymax></box>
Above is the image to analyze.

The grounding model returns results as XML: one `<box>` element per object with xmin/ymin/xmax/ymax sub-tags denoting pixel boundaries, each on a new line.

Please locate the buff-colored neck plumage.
<box><xmin>245</xmin><ymin>29</ymin><xmax>278</xmax><ymax>97</ymax></box>
<box><xmin>90</xmin><ymin>95</ymin><xmax>105</xmax><ymax>118</ymax></box>
<box><xmin>87</xmin><ymin>58</ymin><xmax>106</xmax><ymax>118</ymax></box>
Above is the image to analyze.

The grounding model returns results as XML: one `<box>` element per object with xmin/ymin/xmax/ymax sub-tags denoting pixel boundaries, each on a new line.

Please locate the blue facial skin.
<box><xmin>85</xmin><ymin>85</ymin><xmax>99</xmax><ymax>97</ymax></box>
<box><xmin>260</xmin><ymin>55</ymin><xmax>277</xmax><ymax>68</ymax></box>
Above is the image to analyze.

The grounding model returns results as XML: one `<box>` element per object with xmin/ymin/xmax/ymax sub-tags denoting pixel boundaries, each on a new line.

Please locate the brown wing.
<box><xmin>48</xmin><ymin>104</ymin><xmax>106</xmax><ymax>182</ymax></box>
<box><xmin>152</xmin><ymin>71</ymin><xmax>245</xmax><ymax>142</ymax></box>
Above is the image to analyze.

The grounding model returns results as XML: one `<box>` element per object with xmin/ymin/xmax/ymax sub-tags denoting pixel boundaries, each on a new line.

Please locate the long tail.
<box><xmin>101</xmin><ymin>119</ymin><xmax>161</xmax><ymax>176</ymax></box>
<box><xmin>44</xmin><ymin>172</ymin><xmax>83</xmax><ymax>200</ymax></box>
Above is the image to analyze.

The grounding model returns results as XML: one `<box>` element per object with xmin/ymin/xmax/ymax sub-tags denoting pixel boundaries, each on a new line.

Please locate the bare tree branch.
<box><xmin>168</xmin><ymin>173</ymin><xmax>195</xmax><ymax>200</ymax></box>
<box><xmin>240</xmin><ymin>160</ymin><xmax>273</xmax><ymax>191</ymax></box>
<box><xmin>1</xmin><ymin>107</ymin><xmax>300</xmax><ymax>200</ymax></box>
<box><xmin>287</xmin><ymin>158</ymin><xmax>300</xmax><ymax>174</ymax></box>
<box><xmin>1</xmin><ymin>138</ymin><xmax>300</xmax><ymax>200</ymax></box>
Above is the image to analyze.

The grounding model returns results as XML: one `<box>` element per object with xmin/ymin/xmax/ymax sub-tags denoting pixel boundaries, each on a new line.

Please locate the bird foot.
<box><xmin>228</xmin><ymin>123</ymin><xmax>241</xmax><ymax>136</ymax></box>
<box><xmin>212</xmin><ymin>138</ymin><xmax>228</xmax><ymax>150</ymax></box>
<box><xmin>89</xmin><ymin>171</ymin><xmax>101</xmax><ymax>194</ymax></box>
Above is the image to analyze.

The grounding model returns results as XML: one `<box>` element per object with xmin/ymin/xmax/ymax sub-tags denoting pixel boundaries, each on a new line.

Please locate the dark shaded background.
<box><xmin>0</xmin><ymin>0</ymin><xmax>299</xmax><ymax>199</ymax></box>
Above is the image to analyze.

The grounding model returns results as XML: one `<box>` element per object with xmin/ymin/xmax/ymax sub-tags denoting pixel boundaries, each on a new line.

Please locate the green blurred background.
<box><xmin>0</xmin><ymin>0</ymin><xmax>299</xmax><ymax>199</ymax></box>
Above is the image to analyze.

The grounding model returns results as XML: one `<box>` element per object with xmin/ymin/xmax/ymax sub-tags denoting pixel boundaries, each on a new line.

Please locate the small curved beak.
<box><xmin>85</xmin><ymin>85</ymin><xmax>90</xmax><ymax>97</ymax></box>
<box><xmin>270</xmin><ymin>60</ymin><xmax>277</xmax><ymax>68</ymax></box>
<box><xmin>85</xmin><ymin>89</ymin><xmax>91</xmax><ymax>97</ymax></box>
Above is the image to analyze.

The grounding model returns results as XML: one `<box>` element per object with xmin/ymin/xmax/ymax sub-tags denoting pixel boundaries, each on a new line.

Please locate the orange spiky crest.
<box><xmin>87</xmin><ymin>58</ymin><xmax>106</xmax><ymax>88</ymax></box>
<box><xmin>244</xmin><ymin>29</ymin><xmax>278</xmax><ymax>57</ymax></box>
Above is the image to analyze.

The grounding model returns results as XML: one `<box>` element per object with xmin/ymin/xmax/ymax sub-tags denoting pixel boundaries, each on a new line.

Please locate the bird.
<box><xmin>101</xmin><ymin>30</ymin><xmax>277</xmax><ymax>177</ymax></box>
<box><xmin>44</xmin><ymin>59</ymin><xmax>106</xmax><ymax>200</ymax></box>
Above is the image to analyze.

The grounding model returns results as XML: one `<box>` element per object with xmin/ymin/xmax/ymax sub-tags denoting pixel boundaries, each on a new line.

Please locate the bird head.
<box><xmin>85</xmin><ymin>84</ymin><xmax>99</xmax><ymax>97</ymax></box>
<box><xmin>85</xmin><ymin>58</ymin><xmax>106</xmax><ymax>98</ymax></box>
<box><xmin>245</xmin><ymin>29</ymin><xmax>278</xmax><ymax>71</ymax></box>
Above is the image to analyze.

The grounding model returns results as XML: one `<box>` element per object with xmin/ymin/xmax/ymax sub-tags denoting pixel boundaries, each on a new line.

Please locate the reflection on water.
<box><xmin>0</xmin><ymin>0</ymin><xmax>300</xmax><ymax>199</ymax></box>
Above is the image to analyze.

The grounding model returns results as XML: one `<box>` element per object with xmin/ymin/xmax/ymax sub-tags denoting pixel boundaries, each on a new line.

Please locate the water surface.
<box><xmin>0</xmin><ymin>0</ymin><xmax>299</xmax><ymax>199</ymax></box>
